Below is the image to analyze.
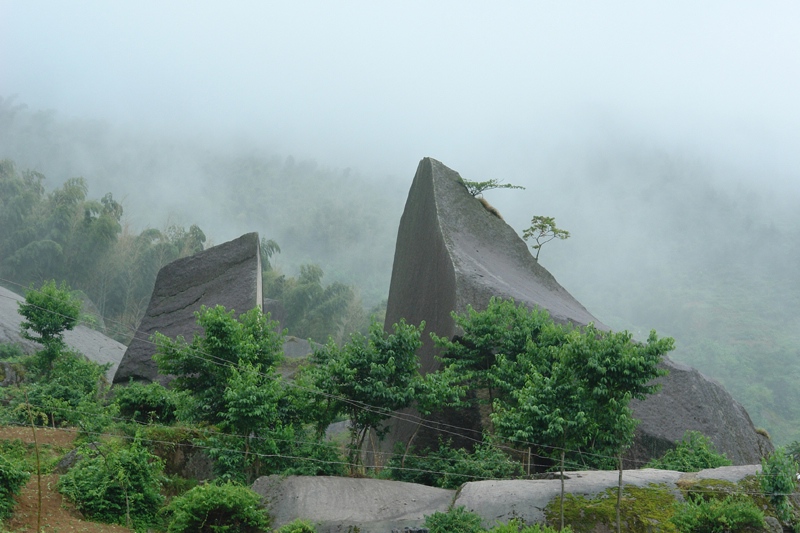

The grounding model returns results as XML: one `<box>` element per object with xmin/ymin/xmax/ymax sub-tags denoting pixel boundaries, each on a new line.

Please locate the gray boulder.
<box><xmin>383</xmin><ymin>157</ymin><xmax>767</xmax><ymax>464</ymax></box>
<box><xmin>252</xmin><ymin>475</ymin><xmax>454</xmax><ymax>532</ymax></box>
<box><xmin>253</xmin><ymin>465</ymin><xmax>763</xmax><ymax>532</ymax></box>
<box><xmin>113</xmin><ymin>232</ymin><xmax>263</xmax><ymax>384</ymax></box>
<box><xmin>0</xmin><ymin>285</ymin><xmax>125</xmax><ymax>380</ymax></box>
<box><xmin>628</xmin><ymin>357</ymin><xmax>772</xmax><ymax>466</ymax></box>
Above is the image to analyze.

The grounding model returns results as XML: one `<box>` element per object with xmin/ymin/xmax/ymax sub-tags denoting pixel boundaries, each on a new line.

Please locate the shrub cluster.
<box><xmin>387</xmin><ymin>438</ymin><xmax>518</xmax><ymax>489</ymax></box>
<box><xmin>645</xmin><ymin>431</ymin><xmax>731</xmax><ymax>472</ymax></box>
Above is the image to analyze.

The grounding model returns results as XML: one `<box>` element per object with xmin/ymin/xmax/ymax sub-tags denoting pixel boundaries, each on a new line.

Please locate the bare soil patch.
<box><xmin>1</xmin><ymin>426</ymin><xmax>132</xmax><ymax>533</ymax></box>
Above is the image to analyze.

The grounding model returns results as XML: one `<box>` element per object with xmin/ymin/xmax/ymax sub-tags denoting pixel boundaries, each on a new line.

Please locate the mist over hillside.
<box><xmin>2</xmin><ymin>97</ymin><xmax>798</xmax><ymax>443</ymax></box>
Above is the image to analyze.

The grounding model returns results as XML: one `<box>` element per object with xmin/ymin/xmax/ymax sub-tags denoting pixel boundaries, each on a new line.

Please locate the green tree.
<box><xmin>439</xmin><ymin>298</ymin><xmax>672</xmax><ymax>532</ymax></box>
<box><xmin>153</xmin><ymin>305</ymin><xmax>284</xmax><ymax>427</ymax></box>
<box><xmin>58</xmin><ymin>439</ymin><xmax>165</xmax><ymax>530</ymax></box>
<box><xmin>460</xmin><ymin>177</ymin><xmax>525</xmax><ymax>197</ymax></box>
<box><xmin>18</xmin><ymin>279</ymin><xmax>82</xmax><ymax>374</ymax></box>
<box><xmin>522</xmin><ymin>215</ymin><xmax>570</xmax><ymax>260</ymax></box>
<box><xmin>153</xmin><ymin>304</ymin><xmax>339</xmax><ymax>482</ymax></box>
<box><xmin>760</xmin><ymin>446</ymin><xmax>798</xmax><ymax>522</ymax></box>
<box><xmin>308</xmin><ymin>320</ymin><xmax>425</xmax><ymax>472</ymax></box>
<box><xmin>264</xmin><ymin>263</ymin><xmax>357</xmax><ymax>343</ymax></box>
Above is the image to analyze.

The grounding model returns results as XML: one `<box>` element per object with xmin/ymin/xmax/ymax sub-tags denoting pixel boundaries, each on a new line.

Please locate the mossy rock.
<box><xmin>676</xmin><ymin>477</ymin><xmax>740</xmax><ymax>502</ymax></box>
<box><xmin>544</xmin><ymin>484</ymin><xmax>678</xmax><ymax>533</ymax></box>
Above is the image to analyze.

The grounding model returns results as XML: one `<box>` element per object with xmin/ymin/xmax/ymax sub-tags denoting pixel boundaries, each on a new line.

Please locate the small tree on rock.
<box><xmin>523</xmin><ymin>215</ymin><xmax>570</xmax><ymax>260</ymax></box>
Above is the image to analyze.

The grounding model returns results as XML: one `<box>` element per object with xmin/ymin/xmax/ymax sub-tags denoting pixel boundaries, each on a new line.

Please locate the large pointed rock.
<box><xmin>383</xmin><ymin>157</ymin><xmax>768</xmax><ymax>465</ymax></box>
<box><xmin>113</xmin><ymin>232</ymin><xmax>263</xmax><ymax>384</ymax></box>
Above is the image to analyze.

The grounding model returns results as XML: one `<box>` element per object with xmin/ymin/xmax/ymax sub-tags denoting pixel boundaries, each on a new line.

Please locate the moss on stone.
<box><xmin>676</xmin><ymin>477</ymin><xmax>740</xmax><ymax>502</ymax></box>
<box><xmin>544</xmin><ymin>484</ymin><xmax>679</xmax><ymax>533</ymax></box>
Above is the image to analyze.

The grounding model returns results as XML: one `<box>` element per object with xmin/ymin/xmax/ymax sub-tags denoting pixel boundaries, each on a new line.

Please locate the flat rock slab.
<box><xmin>252</xmin><ymin>475</ymin><xmax>454</xmax><ymax>533</ymax></box>
<box><xmin>254</xmin><ymin>466</ymin><xmax>762</xmax><ymax>531</ymax></box>
<box><xmin>113</xmin><ymin>232</ymin><xmax>262</xmax><ymax>384</ymax></box>
<box><xmin>0</xmin><ymin>286</ymin><xmax>125</xmax><ymax>380</ymax></box>
<box><xmin>456</xmin><ymin>469</ymin><xmax>685</xmax><ymax>527</ymax></box>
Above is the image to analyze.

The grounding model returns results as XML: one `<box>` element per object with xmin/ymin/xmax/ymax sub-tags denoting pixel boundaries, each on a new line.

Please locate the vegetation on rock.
<box><xmin>645</xmin><ymin>430</ymin><xmax>732</xmax><ymax>472</ymax></box>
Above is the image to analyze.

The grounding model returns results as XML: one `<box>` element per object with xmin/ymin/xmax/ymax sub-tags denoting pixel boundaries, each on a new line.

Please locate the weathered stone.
<box><xmin>253</xmin><ymin>465</ymin><xmax>761</xmax><ymax>531</ymax></box>
<box><xmin>383</xmin><ymin>157</ymin><xmax>768</xmax><ymax>465</ymax></box>
<box><xmin>251</xmin><ymin>475</ymin><xmax>454</xmax><ymax>533</ymax></box>
<box><xmin>0</xmin><ymin>286</ymin><xmax>125</xmax><ymax>380</ymax></box>
<box><xmin>113</xmin><ymin>232</ymin><xmax>263</xmax><ymax>385</ymax></box>
<box><xmin>628</xmin><ymin>358</ymin><xmax>772</xmax><ymax>466</ymax></box>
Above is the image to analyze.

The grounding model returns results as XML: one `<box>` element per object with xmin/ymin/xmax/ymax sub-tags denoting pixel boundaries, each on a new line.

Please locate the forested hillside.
<box><xmin>1</xmin><ymin>96</ymin><xmax>799</xmax><ymax>444</ymax></box>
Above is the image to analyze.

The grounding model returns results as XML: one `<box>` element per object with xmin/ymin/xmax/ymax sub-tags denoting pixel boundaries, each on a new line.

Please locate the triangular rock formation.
<box><xmin>113</xmin><ymin>232</ymin><xmax>263</xmax><ymax>384</ymax></box>
<box><xmin>383</xmin><ymin>157</ymin><xmax>769</xmax><ymax>465</ymax></box>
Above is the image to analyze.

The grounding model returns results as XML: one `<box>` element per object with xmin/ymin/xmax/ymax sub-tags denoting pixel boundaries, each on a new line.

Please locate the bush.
<box><xmin>17</xmin><ymin>350</ymin><xmax>112</xmax><ymax>430</ymax></box>
<box><xmin>424</xmin><ymin>506</ymin><xmax>484</xmax><ymax>533</ymax></box>
<box><xmin>275</xmin><ymin>518</ymin><xmax>317</xmax><ymax>533</ymax></box>
<box><xmin>487</xmin><ymin>519</ymin><xmax>569</xmax><ymax>532</ymax></box>
<box><xmin>670</xmin><ymin>495</ymin><xmax>764</xmax><ymax>532</ymax></box>
<box><xmin>114</xmin><ymin>380</ymin><xmax>177</xmax><ymax>423</ymax></box>
<box><xmin>57</xmin><ymin>439</ymin><xmax>164</xmax><ymax>530</ymax></box>
<box><xmin>162</xmin><ymin>481</ymin><xmax>270</xmax><ymax>533</ymax></box>
<box><xmin>0</xmin><ymin>454</ymin><xmax>29</xmax><ymax>521</ymax></box>
<box><xmin>760</xmin><ymin>446</ymin><xmax>798</xmax><ymax>522</ymax></box>
<box><xmin>387</xmin><ymin>438</ymin><xmax>518</xmax><ymax>489</ymax></box>
<box><xmin>645</xmin><ymin>431</ymin><xmax>732</xmax><ymax>472</ymax></box>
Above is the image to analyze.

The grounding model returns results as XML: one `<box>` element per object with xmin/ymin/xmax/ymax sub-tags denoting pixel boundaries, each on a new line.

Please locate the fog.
<box><xmin>2</xmin><ymin>2</ymin><xmax>800</xmax><ymax>442</ymax></box>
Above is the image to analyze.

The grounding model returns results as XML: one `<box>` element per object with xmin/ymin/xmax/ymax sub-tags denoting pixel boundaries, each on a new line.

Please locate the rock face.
<box><xmin>383</xmin><ymin>157</ymin><xmax>767</xmax><ymax>464</ymax></box>
<box><xmin>628</xmin><ymin>357</ymin><xmax>772</xmax><ymax>466</ymax></box>
<box><xmin>113</xmin><ymin>232</ymin><xmax>263</xmax><ymax>385</ymax></box>
<box><xmin>253</xmin><ymin>475</ymin><xmax>454</xmax><ymax>532</ymax></box>
<box><xmin>253</xmin><ymin>465</ymin><xmax>762</xmax><ymax>532</ymax></box>
<box><xmin>0</xmin><ymin>285</ymin><xmax>125</xmax><ymax>380</ymax></box>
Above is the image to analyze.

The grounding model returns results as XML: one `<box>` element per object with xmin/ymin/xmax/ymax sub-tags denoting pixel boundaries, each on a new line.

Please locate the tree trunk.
<box><xmin>560</xmin><ymin>448</ymin><xmax>566</xmax><ymax>531</ymax></box>
<box><xmin>616</xmin><ymin>453</ymin><xmax>623</xmax><ymax>533</ymax></box>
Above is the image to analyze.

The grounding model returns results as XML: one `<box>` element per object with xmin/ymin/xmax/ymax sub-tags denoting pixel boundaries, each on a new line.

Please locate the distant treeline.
<box><xmin>0</xmin><ymin>159</ymin><xmax>376</xmax><ymax>344</ymax></box>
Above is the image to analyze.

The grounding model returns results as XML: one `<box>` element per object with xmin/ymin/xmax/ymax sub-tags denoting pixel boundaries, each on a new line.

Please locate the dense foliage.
<box><xmin>0</xmin><ymin>454</ymin><xmax>29</xmax><ymax>521</ymax></box>
<box><xmin>162</xmin><ymin>482</ymin><xmax>270</xmax><ymax>533</ymax></box>
<box><xmin>645</xmin><ymin>431</ymin><xmax>732</xmax><ymax>472</ymax></box>
<box><xmin>154</xmin><ymin>304</ymin><xmax>346</xmax><ymax>483</ymax></box>
<box><xmin>759</xmin><ymin>447</ymin><xmax>799</xmax><ymax>523</ymax></box>
<box><xmin>670</xmin><ymin>495</ymin><xmax>764</xmax><ymax>533</ymax></box>
<box><xmin>305</xmin><ymin>320</ymin><xmax>425</xmax><ymax>470</ymax></box>
<box><xmin>424</xmin><ymin>506</ymin><xmax>485</xmax><ymax>533</ymax></box>
<box><xmin>57</xmin><ymin>439</ymin><xmax>165</xmax><ymax>531</ymax></box>
<box><xmin>386</xmin><ymin>438</ymin><xmax>518</xmax><ymax>489</ymax></box>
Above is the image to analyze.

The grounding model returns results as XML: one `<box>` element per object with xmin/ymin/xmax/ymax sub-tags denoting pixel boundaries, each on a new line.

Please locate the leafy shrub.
<box><xmin>424</xmin><ymin>506</ymin><xmax>484</xmax><ymax>533</ymax></box>
<box><xmin>16</xmin><ymin>350</ymin><xmax>112</xmax><ymax>430</ymax></box>
<box><xmin>58</xmin><ymin>439</ymin><xmax>164</xmax><ymax>530</ymax></box>
<box><xmin>0</xmin><ymin>454</ymin><xmax>29</xmax><ymax>521</ymax></box>
<box><xmin>114</xmin><ymin>380</ymin><xmax>177</xmax><ymax>423</ymax></box>
<box><xmin>275</xmin><ymin>518</ymin><xmax>317</xmax><ymax>532</ymax></box>
<box><xmin>487</xmin><ymin>519</ymin><xmax>569</xmax><ymax>532</ymax></box>
<box><xmin>645</xmin><ymin>431</ymin><xmax>732</xmax><ymax>472</ymax></box>
<box><xmin>388</xmin><ymin>438</ymin><xmax>518</xmax><ymax>489</ymax></box>
<box><xmin>760</xmin><ymin>446</ymin><xmax>798</xmax><ymax>522</ymax></box>
<box><xmin>162</xmin><ymin>481</ymin><xmax>270</xmax><ymax>533</ymax></box>
<box><xmin>0</xmin><ymin>343</ymin><xmax>24</xmax><ymax>361</ymax></box>
<box><xmin>670</xmin><ymin>495</ymin><xmax>764</xmax><ymax>532</ymax></box>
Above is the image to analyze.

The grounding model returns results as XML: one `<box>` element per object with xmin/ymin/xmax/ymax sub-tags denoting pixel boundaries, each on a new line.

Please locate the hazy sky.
<box><xmin>2</xmin><ymin>1</ymin><xmax>799</xmax><ymax>191</ymax></box>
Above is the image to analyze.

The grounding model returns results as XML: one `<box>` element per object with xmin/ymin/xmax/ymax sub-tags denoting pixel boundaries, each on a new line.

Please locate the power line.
<box><xmin>0</xmin><ymin>276</ymin><xmax>777</xmax><ymax>472</ymax></box>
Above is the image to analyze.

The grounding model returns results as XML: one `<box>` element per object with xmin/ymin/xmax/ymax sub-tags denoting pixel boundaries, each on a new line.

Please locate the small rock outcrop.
<box><xmin>113</xmin><ymin>232</ymin><xmax>263</xmax><ymax>385</ymax></box>
<box><xmin>382</xmin><ymin>157</ymin><xmax>767</xmax><ymax>464</ymax></box>
<box><xmin>0</xmin><ymin>285</ymin><xmax>125</xmax><ymax>380</ymax></box>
